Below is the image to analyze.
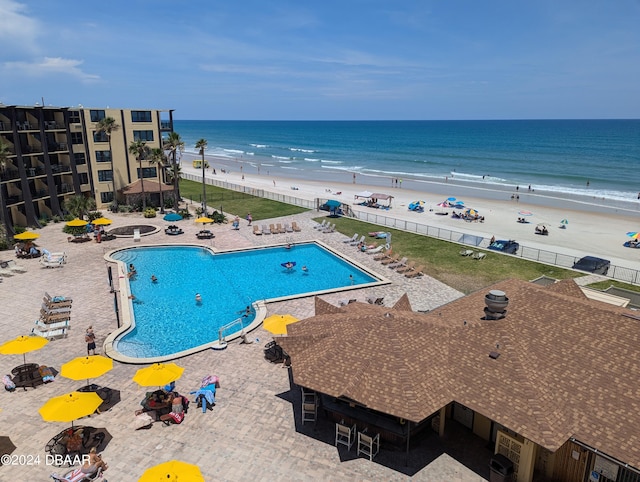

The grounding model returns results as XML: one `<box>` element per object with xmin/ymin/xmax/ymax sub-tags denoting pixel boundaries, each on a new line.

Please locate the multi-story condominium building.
<box><xmin>0</xmin><ymin>104</ymin><xmax>174</xmax><ymax>235</ymax></box>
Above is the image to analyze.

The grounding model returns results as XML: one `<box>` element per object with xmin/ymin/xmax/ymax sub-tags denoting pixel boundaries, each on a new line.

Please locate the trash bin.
<box><xmin>489</xmin><ymin>453</ymin><xmax>514</xmax><ymax>482</ymax></box>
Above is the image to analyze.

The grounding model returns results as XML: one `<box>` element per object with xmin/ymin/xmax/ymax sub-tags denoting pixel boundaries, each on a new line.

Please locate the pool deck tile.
<box><xmin>0</xmin><ymin>211</ymin><xmax>487</xmax><ymax>481</ymax></box>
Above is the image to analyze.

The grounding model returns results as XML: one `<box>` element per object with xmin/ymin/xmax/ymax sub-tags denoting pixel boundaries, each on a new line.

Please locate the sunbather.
<box><xmin>159</xmin><ymin>393</ymin><xmax>186</xmax><ymax>425</ymax></box>
<box><xmin>81</xmin><ymin>447</ymin><xmax>108</xmax><ymax>475</ymax></box>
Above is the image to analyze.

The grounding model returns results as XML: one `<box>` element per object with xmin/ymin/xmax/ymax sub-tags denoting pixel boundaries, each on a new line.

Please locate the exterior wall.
<box><xmin>472</xmin><ymin>412</ymin><xmax>492</xmax><ymax>441</ymax></box>
<box><xmin>496</xmin><ymin>430</ymin><xmax>537</xmax><ymax>482</ymax></box>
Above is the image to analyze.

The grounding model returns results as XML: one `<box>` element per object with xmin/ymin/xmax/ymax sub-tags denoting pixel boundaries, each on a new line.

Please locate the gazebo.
<box><xmin>120</xmin><ymin>179</ymin><xmax>175</xmax><ymax>208</ymax></box>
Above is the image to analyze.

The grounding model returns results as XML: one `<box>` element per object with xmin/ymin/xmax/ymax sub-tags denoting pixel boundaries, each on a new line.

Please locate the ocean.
<box><xmin>173</xmin><ymin>120</ymin><xmax>640</xmax><ymax>204</ymax></box>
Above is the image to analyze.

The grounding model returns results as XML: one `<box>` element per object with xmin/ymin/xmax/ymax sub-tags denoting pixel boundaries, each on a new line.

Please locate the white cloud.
<box><xmin>0</xmin><ymin>0</ymin><xmax>39</xmax><ymax>52</ymax></box>
<box><xmin>4</xmin><ymin>57</ymin><xmax>100</xmax><ymax>82</ymax></box>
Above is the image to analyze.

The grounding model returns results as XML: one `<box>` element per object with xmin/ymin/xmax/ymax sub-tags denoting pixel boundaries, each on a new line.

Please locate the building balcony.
<box><xmin>51</xmin><ymin>164</ymin><xmax>72</xmax><ymax>174</ymax></box>
<box><xmin>57</xmin><ymin>183</ymin><xmax>74</xmax><ymax>194</ymax></box>
<box><xmin>160</xmin><ymin>121</ymin><xmax>172</xmax><ymax>130</ymax></box>
<box><xmin>47</xmin><ymin>142</ymin><xmax>68</xmax><ymax>152</ymax></box>
<box><xmin>32</xmin><ymin>188</ymin><xmax>50</xmax><ymax>199</ymax></box>
<box><xmin>26</xmin><ymin>167</ymin><xmax>47</xmax><ymax>177</ymax></box>
<box><xmin>0</xmin><ymin>170</ymin><xmax>21</xmax><ymax>182</ymax></box>
<box><xmin>5</xmin><ymin>194</ymin><xmax>24</xmax><ymax>205</ymax></box>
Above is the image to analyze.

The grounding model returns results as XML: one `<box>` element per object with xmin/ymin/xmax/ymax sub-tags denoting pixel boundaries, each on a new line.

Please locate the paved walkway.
<box><xmin>0</xmin><ymin>210</ymin><xmax>488</xmax><ymax>480</ymax></box>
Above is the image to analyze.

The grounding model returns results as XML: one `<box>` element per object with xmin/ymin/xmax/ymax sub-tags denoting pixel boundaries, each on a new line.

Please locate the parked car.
<box><xmin>488</xmin><ymin>240</ymin><xmax>519</xmax><ymax>254</ymax></box>
<box><xmin>572</xmin><ymin>256</ymin><xmax>610</xmax><ymax>275</ymax></box>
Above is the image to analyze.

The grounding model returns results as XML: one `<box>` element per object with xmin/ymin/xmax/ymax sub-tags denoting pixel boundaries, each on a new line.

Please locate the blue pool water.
<box><xmin>110</xmin><ymin>243</ymin><xmax>378</xmax><ymax>358</ymax></box>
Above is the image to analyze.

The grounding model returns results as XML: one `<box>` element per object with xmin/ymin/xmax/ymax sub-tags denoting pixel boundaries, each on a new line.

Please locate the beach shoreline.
<box><xmin>179</xmin><ymin>151</ymin><xmax>640</xmax><ymax>274</ymax></box>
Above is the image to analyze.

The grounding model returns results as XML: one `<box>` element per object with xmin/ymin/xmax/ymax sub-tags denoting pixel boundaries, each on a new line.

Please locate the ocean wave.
<box><xmin>281</xmin><ymin>166</ymin><xmax>301</xmax><ymax>171</ymax></box>
<box><xmin>250</xmin><ymin>144</ymin><xmax>269</xmax><ymax>148</ymax></box>
<box><xmin>290</xmin><ymin>148</ymin><xmax>315</xmax><ymax>153</ymax></box>
<box><xmin>224</xmin><ymin>149</ymin><xmax>244</xmax><ymax>155</ymax></box>
<box><xmin>272</xmin><ymin>155</ymin><xmax>293</xmax><ymax>161</ymax></box>
<box><xmin>304</xmin><ymin>158</ymin><xmax>321</xmax><ymax>162</ymax></box>
<box><xmin>245</xmin><ymin>152</ymin><xmax>255</xmax><ymax>156</ymax></box>
<box><xmin>320</xmin><ymin>159</ymin><xmax>342</xmax><ymax>164</ymax></box>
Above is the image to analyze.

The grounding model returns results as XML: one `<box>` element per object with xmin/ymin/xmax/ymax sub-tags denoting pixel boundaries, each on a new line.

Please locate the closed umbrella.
<box><xmin>0</xmin><ymin>335</ymin><xmax>49</xmax><ymax>366</ymax></box>
<box><xmin>139</xmin><ymin>460</ymin><xmax>204</xmax><ymax>482</ymax></box>
<box><xmin>263</xmin><ymin>314</ymin><xmax>299</xmax><ymax>335</ymax></box>
<box><xmin>61</xmin><ymin>355</ymin><xmax>113</xmax><ymax>387</ymax></box>
<box><xmin>39</xmin><ymin>391</ymin><xmax>103</xmax><ymax>427</ymax></box>
<box><xmin>14</xmin><ymin>231</ymin><xmax>40</xmax><ymax>240</ymax></box>
<box><xmin>133</xmin><ymin>362</ymin><xmax>184</xmax><ymax>387</ymax></box>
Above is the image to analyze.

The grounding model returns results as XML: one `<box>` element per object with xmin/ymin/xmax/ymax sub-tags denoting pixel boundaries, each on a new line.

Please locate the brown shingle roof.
<box><xmin>277</xmin><ymin>279</ymin><xmax>640</xmax><ymax>468</ymax></box>
<box><xmin>121</xmin><ymin>179</ymin><xmax>174</xmax><ymax>194</ymax></box>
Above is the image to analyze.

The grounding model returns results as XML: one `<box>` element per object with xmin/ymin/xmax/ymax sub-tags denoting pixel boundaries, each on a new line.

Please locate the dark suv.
<box><xmin>488</xmin><ymin>240</ymin><xmax>519</xmax><ymax>254</ymax></box>
<box><xmin>572</xmin><ymin>256</ymin><xmax>610</xmax><ymax>275</ymax></box>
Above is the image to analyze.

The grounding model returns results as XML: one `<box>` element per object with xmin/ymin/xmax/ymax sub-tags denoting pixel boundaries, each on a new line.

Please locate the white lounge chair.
<box><xmin>351</xmin><ymin>235</ymin><xmax>365</xmax><ymax>246</ymax></box>
<box><xmin>315</xmin><ymin>220</ymin><xmax>327</xmax><ymax>230</ymax></box>
<box><xmin>387</xmin><ymin>256</ymin><xmax>408</xmax><ymax>269</ymax></box>
<box><xmin>5</xmin><ymin>260</ymin><xmax>27</xmax><ymax>273</ymax></box>
<box><xmin>284</xmin><ymin>223</ymin><xmax>293</xmax><ymax>233</ymax></box>
<box><xmin>133</xmin><ymin>228</ymin><xmax>141</xmax><ymax>242</ymax></box>
<box><xmin>262</xmin><ymin>224</ymin><xmax>271</xmax><ymax>235</ymax></box>
<box><xmin>366</xmin><ymin>246</ymin><xmax>385</xmax><ymax>255</ymax></box>
<box><xmin>40</xmin><ymin>257</ymin><xmax>64</xmax><ymax>268</ymax></box>
<box><xmin>344</xmin><ymin>233</ymin><xmax>358</xmax><ymax>244</ymax></box>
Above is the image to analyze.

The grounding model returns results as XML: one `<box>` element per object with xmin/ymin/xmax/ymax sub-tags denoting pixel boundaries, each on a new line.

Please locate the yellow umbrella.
<box><xmin>263</xmin><ymin>314</ymin><xmax>299</xmax><ymax>335</ymax></box>
<box><xmin>92</xmin><ymin>217</ymin><xmax>113</xmax><ymax>226</ymax></box>
<box><xmin>61</xmin><ymin>355</ymin><xmax>113</xmax><ymax>386</ymax></box>
<box><xmin>39</xmin><ymin>391</ymin><xmax>103</xmax><ymax>426</ymax></box>
<box><xmin>194</xmin><ymin>217</ymin><xmax>214</xmax><ymax>224</ymax></box>
<box><xmin>14</xmin><ymin>231</ymin><xmax>40</xmax><ymax>240</ymax></box>
<box><xmin>0</xmin><ymin>335</ymin><xmax>49</xmax><ymax>365</ymax></box>
<box><xmin>66</xmin><ymin>218</ymin><xmax>88</xmax><ymax>227</ymax></box>
<box><xmin>139</xmin><ymin>460</ymin><xmax>204</xmax><ymax>482</ymax></box>
<box><xmin>133</xmin><ymin>362</ymin><xmax>184</xmax><ymax>387</ymax></box>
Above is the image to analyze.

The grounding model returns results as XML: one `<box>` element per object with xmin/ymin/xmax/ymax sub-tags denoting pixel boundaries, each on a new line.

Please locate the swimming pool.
<box><xmin>106</xmin><ymin>242</ymin><xmax>383</xmax><ymax>361</ymax></box>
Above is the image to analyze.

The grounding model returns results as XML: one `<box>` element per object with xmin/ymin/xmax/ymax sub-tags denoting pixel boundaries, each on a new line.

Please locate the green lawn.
<box><xmin>316</xmin><ymin>216</ymin><xmax>582</xmax><ymax>294</ymax></box>
<box><xmin>179</xmin><ymin>179</ymin><xmax>308</xmax><ymax>221</ymax></box>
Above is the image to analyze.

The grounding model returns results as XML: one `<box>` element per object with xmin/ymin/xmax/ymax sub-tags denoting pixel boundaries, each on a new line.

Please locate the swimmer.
<box><xmin>128</xmin><ymin>295</ymin><xmax>136</xmax><ymax>300</ymax></box>
<box><xmin>301</xmin><ymin>265</ymin><xmax>308</xmax><ymax>272</ymax></box>
<box><xmin>285</xmin><ymin>243</ymin><xmax>292</xmax><ymax>249</ymax></box>
<box><xmin>242</xmin><ymin>306</ymin><xmax>252</xmax><ymax>317</ymax></box>
<box><xmin>349</xmin><ymin>274</ymin><xmax>354</xmax><ymax>285</ymax></box>
<box><xmin>151</xmin><ymin>275</ymin><xmax>158</xmax><ymax>282</ymax></box>
<box><xmin>195</xmin><ymin>293</ymin><xmax>202</xmax><ymax>302</ymax></box>
<box><xmin>284</xmin><ymin>262</ymin><xmax>294</xmax><ymax>269</ymax></box>
<box><xmin>129</xmin><ymin>263</ymin><xmax>136</xmax><ymax>274</ymax></box>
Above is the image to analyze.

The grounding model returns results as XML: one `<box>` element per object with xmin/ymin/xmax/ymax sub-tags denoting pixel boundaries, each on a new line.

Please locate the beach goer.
<box><xmin>129</xmin><ymin>263</ymin><xmax>136</xmax><ymax>275</ymax></box>
<box><xmin>302</xmin><ymin>265</ymin><xmax>308</xmax><ymax>272</ymax></box>
<box><xmin>349</xmin><ymin>274</ymin><xmax>354</xmax><ymax>285</ymax></box>
<box><xmin>273</xmin><ymin>180</ymin><xmax>276</xmax><ymax>187</ymax></box>
<box><xmin>246</xmin><ymin>213</ymin><xmax>252</xmax><ymax>225</ymax></box>
<box><xmin>284</xmin><ymin>262</ymin><xmax>294</xmax><ymax>270</ymax></box>
<box><xmin>195</xmin><ymin>293</ymin><xmax>202</xmax><ymax>303</ymax></box>
<box><xmin>586</xmin><ymin>180</ymin><xmax>590</xmax><ymax>187</ymax></box>
<box><xmin>352</xmin><ymin>173</ymin><xmax>356</xmax><ymax>184</ymax></box>
<box><xmin>81</xmin><ymin>447</ymin><xmax>108</xmax><ymax>475</ymax></box>
<box><xmin>490</xmin><ymin>236</ymin><xmax>496</xmax><ymax>244</ymax></box>
<box><xmin>151</xmin><ymin>275</ymin><xmax>158</xmax><ymax>283</ymax></box>
<box><xmin>85</xmin><ymin>326</ymin><xmax>96</xmax><ymax>355</ymax></box>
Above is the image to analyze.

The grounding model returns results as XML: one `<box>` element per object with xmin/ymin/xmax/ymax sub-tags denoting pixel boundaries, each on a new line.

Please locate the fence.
<box><xmin>182</xmin><ymin>173</ymin><xmax>640</xmax><ymax>285</ymax></box>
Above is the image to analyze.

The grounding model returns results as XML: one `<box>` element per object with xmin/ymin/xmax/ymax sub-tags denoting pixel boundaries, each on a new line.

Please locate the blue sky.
<box><xmin>1</xmin><ymin>0</ymin><xmax>639</xmax><ymax>120</ymax></box>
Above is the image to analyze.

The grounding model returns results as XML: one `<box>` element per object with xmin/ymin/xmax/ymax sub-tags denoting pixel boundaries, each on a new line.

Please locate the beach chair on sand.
<box><xmin>291</xmin><ymin>221</ymin><xmax>302</xmax><ymax>232</ymax></box>
<box><xmin>315</xmin><ymin>220</ymin><xmax>327</xmax><ymax>230</ymax></box>
<box><xmin>344</xmin><ymin>233</ymin><xmax>358</xmax><ymax>244</ymax></box>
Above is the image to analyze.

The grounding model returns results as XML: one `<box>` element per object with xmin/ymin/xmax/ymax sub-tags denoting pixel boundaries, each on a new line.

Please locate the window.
<box><xmin>68</xmin><ymin>111</ymin><xmax>81</xmax><ymax>124</ymax></box>
<box><xmin>93</xmin><ymin>131</ymin><xmax>108</xmax><ymax>143</ymax></box>
<box><xmin>133</xmin><ymin>130</ymin><xmax>154</xmax><ymax>142</ymax></box>
<box><xmin>90</xmin><ymin>110</ymin><xmax>106</xmax><ymax>122</ymax></box>
<box><xmin>70</xmin><ymin>132</ymin><xmax>84</xmax><ymax>145</ymax></box>
<box><xmin>74</xmin><ymin>153</ymin><xmax>86</xmax><ymax>165</ymax></box>
<box><xmin>78</xmin><ymin>173</ymin><xmax>89</xmax><ymax>185</ymax></box>
<box><xmin>131</xmin><ymin>111</ymin><xmax>152</xmax><ymax>122</ymax></box>
<box><xmin>95</xmin><ymin>151</ymin><xmax>112</xmax><ymax>162</ymax></box>
<box><xmin>98</xmin><ymin>170</ymin><xmax>113</xmax><ymax>182</ymax></box>
<box><xmin>137</xmin><ymin>167</ymin><xmax>157</xmax><ymax>179</ymax></box>
<box><xmin>100</xmin><ymin>192</ymin><xmax>114</xmax><ymax>203</ymax></box>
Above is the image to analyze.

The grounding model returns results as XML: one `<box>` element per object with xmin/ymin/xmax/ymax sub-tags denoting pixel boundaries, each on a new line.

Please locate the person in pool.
<box><xmin>284</xmin><ymin>262</ymin><xmax>294</xmax><ymax>270</ymax></box>
<box><xmin>301</xmin><ymin>265</ymin><xmax>308</xmax><ymax>272</ymax></box>
<box><xmin>151</xmin><ymin>275</ymin><xmax>158</xmax><ymax>283</ymax></box>
<box><xmin>195</xmin><ymin>293</ymin><xmax>202</xmax><ymax>302</ymax></box>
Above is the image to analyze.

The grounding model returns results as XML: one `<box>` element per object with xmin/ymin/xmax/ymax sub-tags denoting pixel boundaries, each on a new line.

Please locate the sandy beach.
<box><xmin>183</xmin><ymin>152</ymin><xmax>640</xmax><ymax>274</ymax></box>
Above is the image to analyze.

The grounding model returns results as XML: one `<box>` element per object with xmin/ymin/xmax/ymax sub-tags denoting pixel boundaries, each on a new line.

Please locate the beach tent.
<box><xmin>371</xmin><ymin>193</ymin><xmax>394</xmax><ymax>208</ymax></box>
<box><xmin>354</xmin><ymin>190</ymin><xmax>373</xmax><ymax>199</ymax></box>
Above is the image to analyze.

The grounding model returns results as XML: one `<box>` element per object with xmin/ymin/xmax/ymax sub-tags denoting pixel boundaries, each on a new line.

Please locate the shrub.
<box><xmin>177</xmin><ymin>208</ymin><xmax>191</xmax><ymax>219</ymax></box>
<box><xmin>13</xmin><ymin>225</ymin><xmax>26</xmax><ymax>235</ymax></box>
<box><xmin>38</xmin><ymin>218</ymin><xmax>48</xmax><ymax>227</ymax></box>
<box><xmin>144</xmin><ymin>208</ymin><xmax>157</xmax><ymax>218</ymax></box>
<box><xmin>52</xmin><ymin>215</ymin><xmax>62</xmax><ymax>223</ymax></box>
<box><xmin>87</xmin><ymin>211</ymin><xmax>103</xmax><ymax>222</ymax></box>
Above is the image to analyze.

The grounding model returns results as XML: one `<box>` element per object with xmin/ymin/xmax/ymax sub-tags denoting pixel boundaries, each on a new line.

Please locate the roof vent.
<box><xmin>484</xmin><ymin>290</ymin><xmax>508</xmax><ymax>320</ymax></box>
<box><xmin>489</xmin><ymin>351</ymin><xmax>500</xmax><ymax>359</ymax></box>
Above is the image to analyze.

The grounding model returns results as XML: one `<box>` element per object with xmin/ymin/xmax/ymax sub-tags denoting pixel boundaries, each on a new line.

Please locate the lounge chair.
<box><xmin>40</xmin><ymin>257</ymin><xmax>64</xmax><ymax>269</ymax></box>
<box><xmin>472</xmin><ymin>252</ymin><xmax>487</xmax><ymax>260</ymax></box>
<box><xmin>351</xmin><ymin>235</ymin><xmax>365</xmax><ymax>246</ymax></box>
<box><xmin>275</xmin><ymin>223</ymin><xmax>285</xmax><ymax>234</ymax></box>
<box><xmin>291</xmin><ymin>221</ymin><xmax>302</xmax><ymax>232</ymax></box>
<box><xmin>366</xmin><ymin>297</ymin><xmax>384</xmax><ymax>305</ymax></box>
<box><xmin>380</xmin><ymin>254</ymin><xmax>401</xmax><ymax>265</ymax></box>
<box><xmin>344</xmin><ymin>233</ymin><xmax>358</xmax><ymax>244</ymax></box>
<box><xmin>396</xmin><ymin>260</ymin><xmax>416</xmax><ymax>274</ymax></box>
<box><xmin>405</xmin><ymin>265</ymin><xmax>425</xmax><ymax>278</ymax></box>
<box><xmin>284</xmin><ymin>223</ymin><xmax>293</xmax><ymax>233</ymax></box>
<box><xmin>269</xmin><ymin>224</ymin><xmax>277</xmax><ymax>234</ymax></box>
<box><xmin>196</xmin><ymin>230</ymin><xmax>214</xmax><ymax>239</ymax></box>
<box><xmin>262</xmin><ymin>224</ymin><xmax>271</xmax><ymax>235</ymax></box>
<box><xmin>314</xmin><ymin>220</ymin><xmax>327</xmax><ymax>230</ymax></box>
<box><xmin>323</xmin><ymin>223</ymin><xmax>336</xmax><ymax>233</ymax></box>
<box><xmin>253</xmin><ymin>225</ymin><xmax>262</xmax><ymax>235</ymax></box>
<box><xmin>50</xmin><ymin>466</ymin><xmax>103</xmax><ymax>481</ymax></box>
<box><xmin>5</xmin><ymin>260</ymin><xmax>27</xmax><ymax>273</ymax></box>
<box><xmin>133</xmin><ymin>228</ymin><xmax>141</xmax><ymax>242</ymax></box>
<box><xmin>373</xmin><ymin>251</ymin><xmax>391</xmax><ymax>261</ymax></box>
<box><xmin>44</xmin><ymin>292</ymin><xmax>73</xmax><ymax>307</ymax></box>
<box><xmin>387</xmin><ymin>256</ymin><xmax>408</xmax><ymax>269</ymax></box>
<box><xmin>459</xmin><ymin>249</ymin><xmax>474</xmax><ymax>256</ymax></box>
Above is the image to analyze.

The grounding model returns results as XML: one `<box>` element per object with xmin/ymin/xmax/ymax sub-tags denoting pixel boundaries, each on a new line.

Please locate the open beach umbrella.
<box><xmin>194</xmin><ymin>216</ymin><xmax>214</xmax><ymax>224</ymax></box>
<box><xmin>465</xmin><ymin>208</ymin><xmax>479</xmax><ymax>217</ymax></box>
<box><xmin>61</xmin><ymin>355</ymin><xmax>113</xmax><ymax>387</ymax></box>
<box><xmin>92</xmin><ymin>217</ymin><xmax>112</xmax><ymax>226</ymax></box>
<box><xmin>139</xmin><ymin>460</ymin><xmax>204</xmax><ymax>482</ymax></box>
<box><xmin>66</xmin><ymin>218</ymin><xmax>88</xmax><ymax>227</ymax></box>
<box><xmin>263</xmin><ymin>314</ymin><xmax>299</xmax><ymax>335</ymax></box>
<box><xmin>13</xmin><ymin>231</ymin><xmax>40</xmax><ymax>240</ymax></box>
<box><xmin>518</xmin><ymin>210</ymin><xmax>533</xmax><ymax>216</ymax></box>
<box><xmin>325</xmin><ymin>199</ymin><xmax>341</xmax><ymax>208</ymax></box>
<box><xmin>560</xmin><ymin>219</ymin><xmax>569</xmax><ymax>225</ymax></box>
<box><xmin>447</xmin><ymin>197</ymin><xmax>456</xmax><ymax>202</ymax></box>
<box><xmin>39</xmin><ymin>391</ymin><xmax>103</xmax><ymax>427</ymax></box>
<box><xmin>163</xmin><ymin>212</ymin><xmax>183</xmax><ymax>222</ymax></box>
<box><xmin>133</xmin><ymin>362</ymin><xmax>184</xmax><ymax>387</ymax></box>
<box><xmin>0</xmin><ymin>335</ymin><xmax>49</xmax><ymax>365</ymax></box>
<box><xmin>626</xmin><ymin>232</ymin><xmax>640</xmax><ymax>239</ymax></box>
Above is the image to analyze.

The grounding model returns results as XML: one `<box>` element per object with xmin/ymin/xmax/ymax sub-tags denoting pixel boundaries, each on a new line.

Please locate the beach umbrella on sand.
<box><xmin>465</xmin><ymin>208</ymin><xmax>479</xmax><ymax>217</ymax></box>
<box><xmin>139</xmin><ymin>460</ymin><xmax>204</xmax><ymax>482</ymax></box>
<box><xmin>627</xmin><ymin>232</ymin><xmax>640</xmax><ymax>239</ymax></box>
<box><xmin>163</xmin><ymin>213</ymin><xmax>183</xmax><ymax>222</ymax></box>
<box><xmin>447</xmin><ymin>197</ymin><xmax>456</xmax><ymax>202</ymax></box>
<box><xmin>0</xmin><ymin>335</ymin><xmax>49</xmax><ymax>366</ymax></box>
<box><xmin>518</xmin><ymin>210</ymin><xmax>533</xmax><ymax>217</ymax></box>
<box><xmin>14</xmin><ymin>231</ymin><xmax>40</xmax><ymax>240</ymax></box>
<box><xmin>561</xmin><ymin>219</ymin><xmax>569</xmax><ymax>225</ymax></box>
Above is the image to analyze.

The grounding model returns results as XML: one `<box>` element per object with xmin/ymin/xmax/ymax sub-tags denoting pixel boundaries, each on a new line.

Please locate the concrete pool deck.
<box><xmin>0</xmin><ymin>210</ymin><xmax>489</xmax><ymax>481</ymax></box>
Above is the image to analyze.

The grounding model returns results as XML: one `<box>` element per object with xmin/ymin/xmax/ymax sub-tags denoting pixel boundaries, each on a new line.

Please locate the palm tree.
<box><xmin>0</xmin><ymin>137</ymin><xmax>11</xmax><ymax>173</ymax></box>
<box><xmin>95</xmin><ymin>117</ymin><xmax>119</xmax><ymax>209</ymax></box>
<box><xmin>128</xmin><ymin>140</ymin><xmax>151</xmax><ymax>211</ymax></box>
<box><xmin>150</xmin><ymin>147</ymin><xmax>167</xmax><ymax>213</ymax></box>
<box><xmin>63</xmin><ymin>195</ymin><xmax>96</xmax><ymax>219</ymax></box>
<box><xmin>163</xmin><ymin>132</ymin><xmax>184</xmax><ymax>209</ymax></box>
<box><xmin>166</xmin><ymin>163</ymin><xmax>182</xmax><ymax>209</ymax></box>
<box><xmin>195</xmin><ymin>138</ymin><xmax>208</xmax><ymax>215</ymax></box>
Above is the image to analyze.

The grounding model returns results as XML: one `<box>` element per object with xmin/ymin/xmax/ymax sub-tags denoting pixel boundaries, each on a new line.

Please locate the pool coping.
<box><xmin>103</xmin><ymin>240</ymin><xmax>390</xmax><ymax>364</ymax></box>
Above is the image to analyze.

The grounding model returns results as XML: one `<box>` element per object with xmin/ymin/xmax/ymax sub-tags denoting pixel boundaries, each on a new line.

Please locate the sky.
<box><xmin>1</xmin><ymin>0</ymin><xmax>639</xmax><ymax>120</ymax></box>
